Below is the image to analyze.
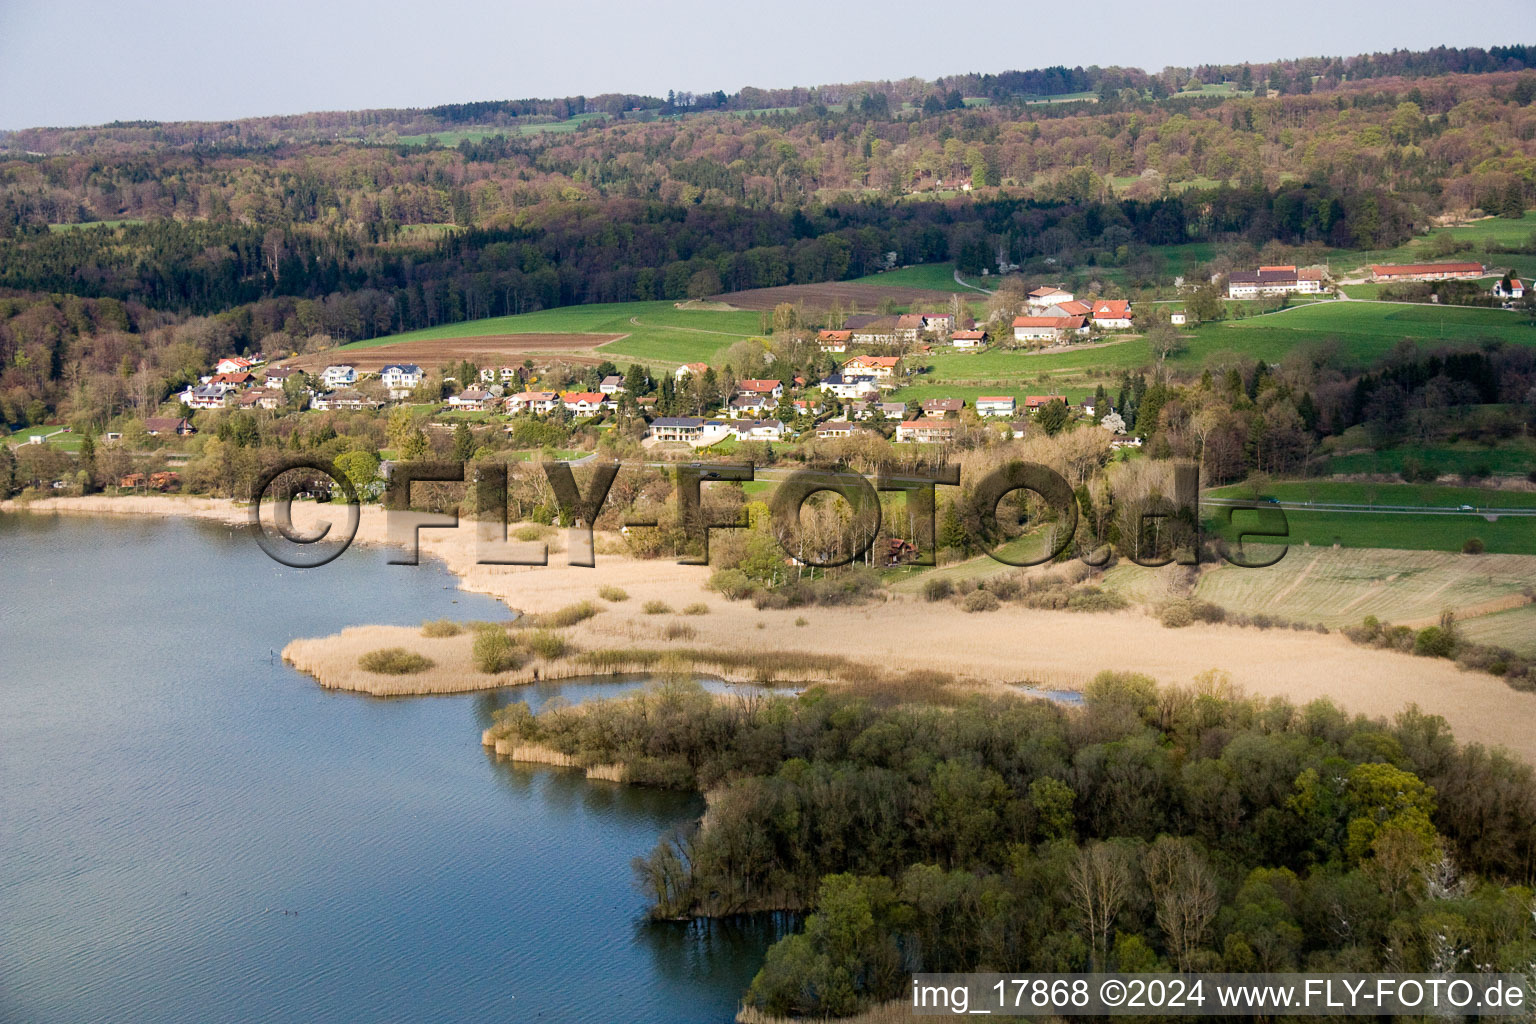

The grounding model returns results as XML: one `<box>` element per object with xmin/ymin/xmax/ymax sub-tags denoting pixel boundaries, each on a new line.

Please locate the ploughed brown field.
<box><xmin>285</xmin><ymin>334</ymin><xmax>625</xmax><ymax>372</ymax></box>
<box><xmin>709</xmin><ymin>282</ymin><xmax>957</xmax><ymax>311</ymax></box>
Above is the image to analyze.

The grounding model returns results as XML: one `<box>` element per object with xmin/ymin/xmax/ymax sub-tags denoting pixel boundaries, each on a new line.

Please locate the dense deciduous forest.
<box><xmin>485</xmin><ymin>674</ymin><xmax>1536</xmax><ymax>1017</ymax></box>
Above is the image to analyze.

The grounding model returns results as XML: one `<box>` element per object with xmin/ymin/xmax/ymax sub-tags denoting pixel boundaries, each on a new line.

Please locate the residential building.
<box><xmin>817</xmin><ymin>330</ymin><xmax>851</xmax><ymax>352</ymax></box>
<box><xmin>841</xmin><ymin>355</ymin><xmax>902</xmax><ymax>383</ymax></box>
<box><xmin>674</xmin><ymin>362</ymin><xmax>710</xmax><ymax>379</ymax></box>
<box><xmin>237</xmin><ymin>389</ymin><xmax>282</xmax><ymax>410</ymax></box>
<box><xmin>1025</xmin><ymin>286</ymin><xmax>1074</xmax><ymax>310</ymax></box>
<box><xmin>729</xmin><ymin>393</ymin><xmax>772</xmax><ymax>418</ymax></box>
<box><xmin>921</xmin><ymin>398</ymin><xmax>963</xmax><ymax>417</ymax></box>
<box><xmin>646</xmin><ymin>417</ymin><xmax>733</xmax><ymax>446</ymax></box>
<box><xmin>844</xmin><ymin>315</ymin><xmax>898</xmax><ymax>347</ymax></box>
<box><xmin>380</xmin><ymin>364</ymin><xmax>424</xmax><ymax>397</ymax></box>
<box><xmin>895</xmin><ymin>418</ymin><xmax>957</xmax><ymax>443</ymax></box>
<box><xmin>264</xmin><ymin>366</ymin><xmax>298</xmax><ymax>388</ymax></box>
<box><xmin>1008</xmin><ymin>421</ymin><xmax>1029</xmax><ymax>439</ymax></box>
<box><xmin>1043</xmin><ymin>300</ymin><xmax>1092</xmax><ymax>317</ymax></box>
<box><xmin>321</xmin><ymin>365</ymin><xmax>357</xmax><ymax>388</ymax></box>
<box><xmin>818</xmin><ymin>372</ymin><xmax>880</xmax><ymax>400</ymax></box>
<box><xmin>143</xmin><ymin>416</ymin><xmax>194</xmax><ymax>436</ymax></box>
<box><xmin>507</xmin><ymin>390</ymin><xmax>560</xmax><ymax>414</ymax></box>
<box><xmin>950</xmin><ymin>329</ymin><xmax>987</xmax><ymax>350</ymax></box>
<box><xmin>600</xmin><ymin>375</ymin><xmax>626</xmax><ymax>394</ymax></box>
<box><xmin>791</xmin><ymin>397</ymin><xmax>824</xmax><ymax>417</ymax></box>
<box><xmin>1226</xmin><ymin>265</ymin><xmax>1325</xmax><ymax>298</ymax></box>
<box><xmin>736</xmin><ymin>379</ymin><xmax>784</xmax><ymax>399</ymax></box>
<box><xmin>560</xmin><ymin>391</ymin><xmax>608</xmax><ymax>416</ymax></box>
<box><xmin>312</xmin><ymin>389</ymin><xmax>380</xmax><ymax>412</ymax></box>
<box><xmin>733</xmin><ymin>419</ymin><xmax>785</xmax><ymax>442</ymax></box>
<box><xmin>1090</xmin><ymin>300</ymin><xmax>1133</xmax><ymax>329</ymax></box>
<box><xmin>894</xmin><ymin>313</ymin><xmax>924</xmax><ymax>344</ymax></box>
<box><xmin>181</xmin><ymin>383</ymin><xmax>235</xmax><ymax>409</ymax></box>
<box><xmin>1370</xmin><ymin>262</ymin><xmax>1484</xmax><ymax>283</ymax></box>
<box><xmin>815</xmin><ymin>420</ymin><xmax>856</xmax><ymax>439</ymax></box>
<box><xmin>1492</xmin><ymin>278</ymin><xmax>1525</xmax><ymax>300</ymax></box>
<box><xmin>975</xmin><ymin>396</ymin><xmax>1016</xmax><ymax>418</ymax></box>
<box><xmin>207</xmin><ymin>371</ymin><xmax>255</xmax><ymax>387</ymax></box>
<box><xmin>447</xmin><ymin>388</ymin><xmax>493</xmax><ymax>412</ymax></box>
<box><xmin>1023</xmin><ymin>394</ymin><xmax>1067</xmax><ymax>410</ymax></box>
<box><xmin>920</xmin><ymin>312</ymin><xmax>955</xmax><ymax>336</ymax></box>
<box><xmin>1170</xmin><ymin>312</ymin><xmax>1187</xmax><ymax>326</ymax></box>
<box><xmin>215</xmin><ymin>357</ymin><xmax>254</xmax><ymax>374</ymax></box>
<box><xmin>1012</xmin><ymin>315</ymin><xmax>1088</xmax><ymax>344</ymax></box>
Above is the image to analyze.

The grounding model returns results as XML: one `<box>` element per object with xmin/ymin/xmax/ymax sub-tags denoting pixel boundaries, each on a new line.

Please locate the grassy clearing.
<box><xmin>846</xmin><ymin>264</ymin><xmax>964</xmax><ymax>291</ymax></box>
<box><xmin>1324</xmin><ymin>440</ymin><xmax>1536</xmax><ymax>477</ymax></box>
<box><xmin>1186</xmin><ymin>546</ymin><xmax>1536</xmax><ymax>629</ymax></box>
<box><xmin>1208</xmin><ymin>481</ymin><xmax>1536</xmax><ymax>508</ymax></box>
<box><xmin>1456</xmin><ymin>603</ymin><xmax>1536</xmax><ymax>657</ymax></box>
<box><xmin>1223</xmin><ymin>301</ymin><xmax>1536</xmax><ymax>347</ymax></box>
<box><xmin>47</xmin><ymin>218</ymin><xmax>146</xmax><ymax>232</ymax></box>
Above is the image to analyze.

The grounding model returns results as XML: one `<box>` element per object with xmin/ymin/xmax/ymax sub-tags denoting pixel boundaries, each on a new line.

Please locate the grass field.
<box><xmin>1325</xmin><ymin>439</ymin><xmax>1536</xmax><ymax>478</ymax></box>
<box><xmin>1205</xmin><ymin>482</ymin><xmax>1536</xmax><ymax>556</ymax></box>
<box><xmin>846</xmin><ymin>264</ymin><xmax>969</xmax><ymax>291</ymax></box>
<box><xmin>393</xmin><ymin>114</ymin><xmax>607</xmax><ymax>146</ymax></box>
<box><xmin>47</xmin><ymin>219</ymin><xmax>146</xmax><ymax>232</ymax></box>
<box><xmin>1326</xmin><ymin>211</ymin><xmax>1536</xmax><ymax>276</ymax></box>
<box><xmin>1456</xmin><ymin>603</ymin><xmax>1536</xmax><ymax>656</ymax></box>
<box><xmin>342</xmin><ymin>301</ymin><xmax>762</xmax><ymax>367</ymax></box>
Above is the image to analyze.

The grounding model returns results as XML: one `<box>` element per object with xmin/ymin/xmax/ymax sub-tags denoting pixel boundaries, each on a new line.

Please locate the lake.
<box><xmin>0</xmin><ymin>513</ymin><xmax>778</xmax><ymax>1024</ymax></box>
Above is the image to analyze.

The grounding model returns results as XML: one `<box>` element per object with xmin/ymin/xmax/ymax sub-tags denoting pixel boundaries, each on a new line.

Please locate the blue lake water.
<box><xmin>0</xmin><ymin>513</ymin><xmax>777</xmax><ymax>1024</ymax></box>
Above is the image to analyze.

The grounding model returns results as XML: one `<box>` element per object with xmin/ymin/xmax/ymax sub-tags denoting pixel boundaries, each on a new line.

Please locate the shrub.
<box><xmin>922</xmin><ymin>577</ymin><xmax>953</xmax><ymax>602</ymax></box>
<box><xmin>523</xmin><ymin>629</ymin><xmax>568</xmax><ymax>660</ymax></box>
<box><xmin>793</xmin><ymin>616</ymin><xmax>808</xmax><ymax>627</ymax></box>
<box><xmin>535</xmin><ymin>600</ymin><xmax>599</xmax><ymax>628</ymax></box>
<box><xmin>962</xmin><ymin>590</ymin><xmax>1000</xmax><ymax>613</ymax></box>
<box><xmin>682</xmin><ymin>602</ymin><xmax>710</xmax><ymax>615</ymax></box>
<box><xmin>598</xmin><ymin>585</ymin><xmax>629</xmax><ymax>602</ymax></box>
<box><xmin>709</xmin><ymin>568</ymin><xmax>755</xmax><ymax>600</ymax></box>
<box><xmin>420</xmin><ymin>619</ymin><xmax>463</xmax><ymax>638</ymax></box>
<box><xmin>513</xmin><ymin>523</ymin><xmax>553</xmax><ymax>541</ymax></box>
<box><xmin>643</xmin><ymin>600</ymin><xmax>672</xmax><ymax>615</ymax></box>
<box><xmin>1462</xmin><ymin>537</ymin><xmax>1486</xmax><ymax>554</ymax></box>
<box><xmin>473</xmin><ymin>628</ymin><xmax>522</xmax><ymax>673</ymax></box>
<box><xmin>1414</xmin><ymin>626</ymin><xmax>1457</xmax><ymax>659</ymax></box>
<box><xmin>1160</xmin><ymin>602</ymin><xmax>1194</xmax><ymax>628</ymax></box>
<box><xmin>1188</xmin><ymin>600</ymin><xmax>1226</xmax><ymax>623</ymax></box>
<box><xmin>359</xmin><ymin>647</ymin><xmax>434</xmax><ymax>675</ymax></box>
<box><xmin>986</xmin><ymin>576</ymin><xmax>1022</xmax><ymax>601</ymax></box>
<box><xmin>662</xmin><ymin>622</ymin><xmax>696</xmax><ymax>640</ymax></box>
<box><xmin>1066</xmin><ymin>587</ymin><xmax>1129</xmax><ymax>613</ymax></box>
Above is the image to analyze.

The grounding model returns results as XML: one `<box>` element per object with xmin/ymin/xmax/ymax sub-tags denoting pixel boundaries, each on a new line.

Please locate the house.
<box><xmin>729</xmin><ymin>393</ymin><xmax>773</xmax><ymax>418</ymax></box>
<box><xmin>1023</xmin><ymin>394</ymin><xmax>1067</xmax><ymax>410</ymax></box>
<box><xmin>447</xmin><ymin>388</ymin><xmax>493</xmax><ymax>412</ymax></box>
<box><xmin>1170</xmin><ymin>312</ymin><xmax>1187</xmax><ymax>326</ymax></box>
<box><xmin>817</xmin><ymin>330</ymin><xmax>852</xmax><ymax>352</ymax></box>
<box><xmin>895</xmin><ymin>418</ymin><xmax>957</xmax><ymax>443</ymax></box>
<box><xmin>143</xmin><ymin>416</ymin><xmax>194</xmax><ymax>437</ymax></box>
<box><xmin>215</xmin><ymin>357</ymin><xmax>254</xmax><ymax>375</ymax></box>
<box><xmin>1008</xmin><ymin>421</ymin><xmax>1029</xmax><ymax>439</ymax></box>
<box><xmin>208</xmin><ymin>371</ymin><xmax>255</xmax><ymax>387</ymax></box>
<box><xmin>507</xmin><ymin>390</ymin><xmax>560</xmax><ymax>414</ymax></box>
<box><xmin>815</xmin><ymin>420</ymin><xmax>856</xmax><ymax>439</ymax></box>
<box><xmin>181</xmin><ymin>383</ymin><xmax>235</xmax><ymax>409</ymax></box>
<box><xmin>600</xmin><ymin>375</ymin><xmax>626</xmax><ymax>394</ymax></box>
<box><xmin>322</xmin><ymin>365</ymin><xmax>357</xmax><ymax>388</ymax></box>
<box><xmin>844</xmin><ymin>315</ymin><xmax>898</xmax><ymax>347</ymax></box>
<box><xmin>237</xmin><ymin>388</ymin><xmax>282</xmax><ymax>410</ymax></box>
<box><xmin>1370</xmin><ymin>262</ymin><xmax>1484</xmax><ymax>283</ymax></box>
<box><xmin>1090</xmin><ymin>300</ymin><xmax>1133</xmax><ymax>330</ymax></box>
<box><xmin>264</xmin><ymin>366</ymin><xmax>298</xmax><ymax>388</ymax></box>
<box><xmin>920</xmin><ymin>312</ymin><xmax>955</xmax><ymax>336</ymax></box>
<box><xmin>818</xmin><ymin>372</ymin><xmax>881</xmax><ymax>400</ymax></box>
<box><xmin>648</xmin><ymin>417</ymin><xmax>706</xmax><ymax>442</ymax></box>
<box><xmin>975</xmin><ymin>396</ymin><xmax>1016</xmax><ymax>418</ymax></box>
<box><xmin>1013</xmin><ymin>315</ymin><xmax>1088</xmax><ymax>344</ymax></box>
<box><xmin>921</xmin><ymin>398</ymin><xmax>964</xmax><ymax>417</ymax></box>
<box><xmin>894</xmin><ymin>314</ymin><xmax>925</xmax><ymax>344</ymax></box>
<box><xmin>950</xmin><ymin>329</ymin><xmax>987</xmax><ymax>350</ymax></box>
<box><xmin>842</xmin><ymin>355</ymin><xmax>902</xmax><ymax>383</ymax></box>
<box><xmin>736</xmin><ymin>379</ymin><xmax>785</xmax><ymax>399</ymax></box>
<box><xmin>1493</xmin><ymin>278</ymin><xmax>1525</xmax><ymax>300</ymax></box>
<box><xmin>312</xmin><ymin>389</ymin><xmax>380</xmax><ymax>411</ymax></box>
<box><xmin>560</xmin><ymin>391</ymin><xmax>608</xmax><ymax>416</ymax></box>
<box><xmin>1044</xmin><ymin>300</ymin><xmax>1092</xmax><ymax>317</ymax></box>
<box><xmin>380</xmin><ymin>364</ymin><xmax>424</xmax><ymax>397</ymax></box>
<box><xmin>148</xmin><ymin>471</ymin><xmax>181</xmax><ymax>491</ymax></box>
<box><xmin>1226</xmin><ymin>266</ymin><xmax>1326</xmax><ymax>298</ymax></box>
<box><xmin>791</xmin><ymin>397</ymin><xmax>824</xmax><ymax>417</ymax></box>
<box><xmin>675</xmin><ymin>362</ymin><xmax>710</xmax><ymax>380</ymax></box>
<box><xmin>733</xmin><ymin>419</ymin><xmax>785</xmax><ymax>442</ymax></box>
<box><xmin>1026</xmin><ymin>286</ymin><xmax>1074</xmax><ymax>310</ymax></box>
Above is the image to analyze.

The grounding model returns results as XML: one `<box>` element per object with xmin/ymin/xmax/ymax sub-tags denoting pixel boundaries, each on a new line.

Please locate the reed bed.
<box><xmin>737</xmin><ymin>1001</ymin><xmax>915</xmax><ymax>1024</ymax></box>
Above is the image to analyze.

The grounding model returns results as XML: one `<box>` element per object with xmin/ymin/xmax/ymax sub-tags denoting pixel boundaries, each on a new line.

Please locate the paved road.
<box><xmin>953</xmin><ymin>269</ymin><xmax>993</xmax><ymax>295</ymax></box>
<box><xmin>1203</xmin><ymin>497</ymin><xmax>1536</xmax><ymax>520</ymax></box>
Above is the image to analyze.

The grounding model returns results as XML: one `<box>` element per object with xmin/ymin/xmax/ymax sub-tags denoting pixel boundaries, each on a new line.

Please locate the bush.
<box><xmin>473</xmin><ymin>628</ymin><xmax>523</xmax><ymax>673</ymax></box>
<box><xmin>986</xmin><ymin>575</ymin><xmax>1022</xmax><ymax>601</ymax></box>
<box><xmin>598</xmin><ymin>585</ymin><xmax>629</xmax><ymax>602</ymax></box>
<box><xmin>1414</xmin><ymin>626</ymin><xmax>1457</xmax><ymax>659</ymax></box>
<box><xmin>662</xmin><ymin>621</ymin><xmax>696</xmax><ymax>640</ymax></box>
<box><xmin>535</xmin><ymin>600</ymin><xmax>599</xmax><ymax>628</ymax></box>
<box><xmin>793</xmin><ymin>616</ymin><xmax>808</xmax><ymax>627</ymax></box>
<box><xmin>1462</xmin><ymin>537</ymin><xmax>1486</xmax><ymax>554</ymax></box>
<box><xmin>709</xmin><ymin>568</ymin><xmax>755</xmax><ymax>600</ymax></box>
<box><xmin>1066</xmin><ymin>587</ymin><xmax>1129</xmax><ymax>613</ymax></box>
<box><xmin>643</xmin><ymin>600</ymin><xmax>672</xmax><ymax>615</ymax></box>
<box><xmin>962</xmin><ymin>590</ymin><xmax>1000</xmax><ymax>613</ymax></box>
<box><xmin>922</xmin><ymin>577</ymin><xmax>953</xmax><ymax>602</ymax></box>
<box><xmin>1160</xmin><ymin>602</ymin><xmax>1195</xmax><ymax>628</ymax></box>
<box><xmin>513</xmin><ymin>523</ymin><xmax>553</xmax><ymax>541</ymax></box>
<box><xmin>420</xmin><ymin>619</ymin><xmax>463</xmax><ymax>638</ymax></box>
<box><xmin>359</xmin><ymin>647</ymin><xmax>435</xmax><ymax>675</ymax></box>
<box><xmin>523</xmin><ymin>629</ymin><xmax>568</xmax><ymax>660</ymax></box>
<box><xmin>682</xmin><ymin>602</ymin><xmax>710</xmax><ymax>615</ymax></box>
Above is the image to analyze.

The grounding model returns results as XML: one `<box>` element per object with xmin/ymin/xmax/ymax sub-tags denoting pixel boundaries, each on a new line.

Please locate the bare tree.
<box><xmin>1069</xmin><ymin>841</ymin><xmax>1134</xmax><ymax>970</ymax></box>
<box><xmin>1143</xmin><ymin>837</ymin><xmax>1219</xmax><ymax>970</ymax></box>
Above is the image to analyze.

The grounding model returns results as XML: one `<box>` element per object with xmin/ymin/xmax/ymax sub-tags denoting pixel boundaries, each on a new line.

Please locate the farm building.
<box><xmin>1012</xmin><ymin>315</ymin><xmax>1088</xmax><ymax>344</ymax></box>
<box><xmin>1226</xmin><ymin>266</ymin><xmax>1324</xmax><ymax>298</ymax></box>
<box><xmin>1370</xmin><ymin>262</ymin><xmax>1484</xmax><ymax>282</ymax></box>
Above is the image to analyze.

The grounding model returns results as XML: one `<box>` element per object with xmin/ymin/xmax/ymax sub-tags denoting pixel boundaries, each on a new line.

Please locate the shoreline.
<box><xmin>9</xmin><ymin>493</ymin><xmax>1536</xmax><ymax>763</ymax></box>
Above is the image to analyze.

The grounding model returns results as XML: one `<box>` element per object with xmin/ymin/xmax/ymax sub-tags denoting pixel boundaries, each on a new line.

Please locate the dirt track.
<box><xmin>711</xmin><ymin>282</ymin><xmax>958</xmax><ymax>311</ymax></box>
<box><xmin>284</xmin><ymin>334</ymin><xmax>624</xmax><ymax>372</ymax></box>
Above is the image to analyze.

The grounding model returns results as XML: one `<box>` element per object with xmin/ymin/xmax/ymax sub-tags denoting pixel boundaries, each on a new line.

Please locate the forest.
<box><xmin>483</xmin><ymin>673</ymin><xmax>1536</xmax><ymax>1017</ymax></box>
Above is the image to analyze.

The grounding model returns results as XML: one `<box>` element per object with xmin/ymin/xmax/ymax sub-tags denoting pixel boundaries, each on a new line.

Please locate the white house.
<box><xmin>1493</xmin><ymin>277</ymin><xmax>1525</xmax><ymax>300</ymax></box>
<box><xmin>380</xmin><ymin>363</ymin><xmax>424</xmax><ymax>398</ymax></box>
<box><xmin>321</xmin><ymin>365</ymin><xmax>357</xmax><ymax>389</ymax></box>
<box><xmin>674</xmin><ymin>362</ymin><xmax>710</xmax><ymax>380</ymax></box>
<box><xmin>950</xmin><ymin>330</ymin><xmax>987</xmax><ymax>350</ymax></box>
<box><xmin>1170</xmin><ymin>312</ymin><xmax>1187</xmax><ymax>326</ymax></box>
<box><xmin>1025</xmin><ymin>286</ymin><xmax>1074</xmax><ymax>310</ymax></box>
<box><xmin>815</xmin><ymin>420</ymin><xmax>856</xmax><ymax>439</ymax></box>
<box><xmin>1090</xmin><ymin>300</ymin><xmax>1133</xmax><ymax>330</ymax></box>
<box><xmin>975</xmin><ymin>396</ymin><xmax>1016</xmax><ymax>418</ymax></box>
<box><xmin>507</xmin><ymin>390</ymin><xmax>560</xmax><ymax>414</ymax></box>
<box><xmin>841</xmin><ymin>355</ymin><xmax>902</xmax><ymax>384</ymax></box>
<box><xmin>1012</xmin><ymin>316</ymin><xmax>1088</xmax><ymax>345</ymax></box>
<box><xmin>560</xmin><ymin>391</ymin><xmax>609</xmax><ymax>416</ymax></box>
<box><xmin>895</xmin><ymin>418</ymin><xmax>957</xmax><ymax>443</ymax></box>
<box><xmin>818</xmin><ymin>372</ymin><xmax>881</xmax><ymax>401</ymax></box>
<box><xmin>736</xmin><ymin>379</ymin><xmax>784</xmax><ymax>400</ymax></box>
<box><xmin>733</xmin><ymin>419</ymin><xmax>785</xmax><ymax>442</ymax></box>
<box><xmin>180</xmin><ymin>383</ymin><xmax>235</xmax><ymax>409</ymax></box>
<box><xmin>920</xmin><ymin>313</ymin><xmax>955</xmax><ymax>336</ymax></box>
<box><xmin>600</xmin><ymin>375</ymin><xmax>626</xmax><ymax>394</ymax></box>
<box><xmin>817</xmin><ymin>330</ymin><xmax>851</xmax><ymax>352</ymax></box>
<box><xmin>447</xmin><ymin>388</ymin><xmax>493</xmax><ymax>412</ymax></box>
<box><xmin>215</xmin><ymin>357</ymin><xmax>254</xmax><ymax>375</ymax></box>
<box><xmin>728</xmin><ymin>393</ymin><xmax>773</xmax><ymax>418</ymax></box>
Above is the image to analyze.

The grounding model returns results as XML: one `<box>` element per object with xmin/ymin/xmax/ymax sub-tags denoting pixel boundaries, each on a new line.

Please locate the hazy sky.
<box><xmin>0</xmin><ymin>0</ymin><xmax>1530</xmax><ymax>129</ymax></box>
